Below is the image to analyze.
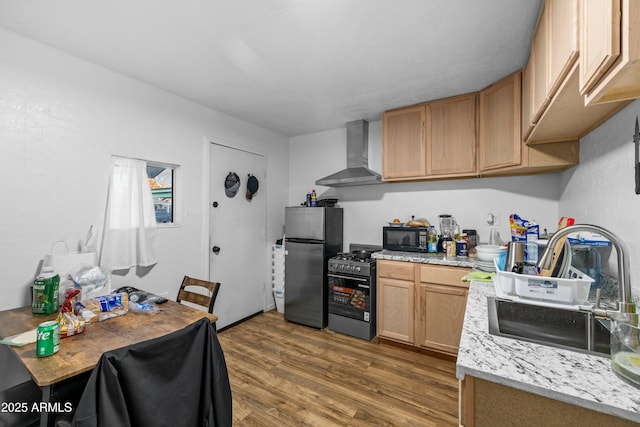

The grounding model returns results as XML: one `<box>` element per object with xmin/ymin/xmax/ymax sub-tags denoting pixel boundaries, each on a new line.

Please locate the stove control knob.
<box><xmin>355</xmin><ymin>266</ymin><xmax>361</xmax><ymax>272</ymax></box>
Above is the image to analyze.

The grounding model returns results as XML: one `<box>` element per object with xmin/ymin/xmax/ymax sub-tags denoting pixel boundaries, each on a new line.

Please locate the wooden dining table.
<box><xmin>0</xmin><ymin>299</ymin><xmax>218</xmax><ymax>426</ymax></box>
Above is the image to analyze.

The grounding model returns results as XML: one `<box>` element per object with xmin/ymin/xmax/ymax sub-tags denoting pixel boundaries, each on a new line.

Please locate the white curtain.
<box><xmin>99</xmin><ymin>156</ymin><xmax>157</xmax><ymax>270</ymax></box>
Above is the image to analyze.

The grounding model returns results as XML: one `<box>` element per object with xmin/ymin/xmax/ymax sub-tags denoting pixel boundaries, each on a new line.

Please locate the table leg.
<box><xmin>39</xmin><ymin>384</ymin><xmax>53</xmax><ymax>427</ymax></box>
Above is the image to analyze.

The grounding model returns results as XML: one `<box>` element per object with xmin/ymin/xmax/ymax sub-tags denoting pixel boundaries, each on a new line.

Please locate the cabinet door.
<box><xmin>579</xmin><ymin>0</ymin><xmax>621</xmax><ymax>95</ymax></box>
<box><xmin>522</xmin><ymin>54</ymin><xmax>535</xmax><ymax>141</ymax></box>
<box><xmin>416</xmin><ymin>283</ymin><xmax>468</xmax><ymax>354</ymax></box>
<box><xmin>426</xmin><ymin>94</ymin><xmax>477</xmax><ymax>176</ymax></box>
<box><xmin>382</xmin><ymin>105</ymin><xmax>426</xmax><ymax>179</ymax></box>
<box><xmin>531</xmin><ymin>3</ymin><xmax>550</xmax><ymax>124</ymax></box>
<box><xmin>548</xmin><ymin>0</ymin><xmax>579</xmax><ymax>96</ymax></box>
<box><xmin>478</xmin><ymin>72</ymin><xmax>522</xmax><ymax>171</ymax></box>
<box><xmin>377</xmin><ymin>277</ymin><xmax>414</xmax><ymax>344</ymax></box>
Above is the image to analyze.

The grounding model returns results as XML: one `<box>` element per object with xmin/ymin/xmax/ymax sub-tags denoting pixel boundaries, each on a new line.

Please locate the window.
<box><xmin>146</xmin><ymin>163</ymin><xmax>175</xmax><ymax>225</ymax></box>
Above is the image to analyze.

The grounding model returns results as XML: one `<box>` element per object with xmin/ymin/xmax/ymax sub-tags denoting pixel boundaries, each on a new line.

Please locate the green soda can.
<box><xmin>32</xmin><ymin>267</ymin><xmax>60</xmax><ymax>315</ymax></box>
<box><xmin>36</xmin><ymin>321</ymin><xmax>60</xmax><ymax>357</ymax></box>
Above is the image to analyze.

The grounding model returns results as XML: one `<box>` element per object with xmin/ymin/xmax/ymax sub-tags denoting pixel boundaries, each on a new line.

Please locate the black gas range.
<box><xmin>327</xmin><ymin>244</ymin><xmax>381</xmax><ymax>340</ymax></box>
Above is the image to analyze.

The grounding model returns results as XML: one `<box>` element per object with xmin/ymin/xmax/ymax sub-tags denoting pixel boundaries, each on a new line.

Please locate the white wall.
<box><xmin>560</xmin><ymin>100</ymin><xmax>640</xmax><ymax>299</ymax></box>
<box><xmin>289</xmin><ymin>120</ymin><xmax>562</xmax><ymax>250</ymax></box>
<box><xmin>0</xmin><ymin>27</ymin><xmax>289</xmax><ymax>311</ymax></box>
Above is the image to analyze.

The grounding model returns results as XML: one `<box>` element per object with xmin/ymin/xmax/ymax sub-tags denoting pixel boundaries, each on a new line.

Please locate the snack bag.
<box><xmin>509</xmin><ymin>213</ymin><xmax>540</xmax><ymax>262</ymax></box>
<box><xmin>509</xmin><ymin>214</ymin><xmax>539</xmax><ymax>242</ymax></box>
<box><xmin>57</xmin><ymin>288</ymin><xmax>87</xmax><ymax>338</ymax></box>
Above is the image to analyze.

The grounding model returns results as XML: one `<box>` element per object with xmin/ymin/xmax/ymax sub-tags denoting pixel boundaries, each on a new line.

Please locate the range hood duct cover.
<box><xmin>315</xmin><ymin>120</ymin><xmax>381</xmax><ymax>187</ymax></box>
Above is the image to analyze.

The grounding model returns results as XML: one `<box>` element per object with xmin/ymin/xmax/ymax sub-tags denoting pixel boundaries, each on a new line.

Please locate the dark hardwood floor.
<box><xmin>217</xmin><ymin>310</ymin><xmax>459</xmax><ymax>426</ymax></box>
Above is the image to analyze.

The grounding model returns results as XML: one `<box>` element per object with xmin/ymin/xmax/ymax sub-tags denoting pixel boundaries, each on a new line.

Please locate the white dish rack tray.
<box><xmin>493</xmin><ymin>258</ymin><xmax>594</xmax><ymax>305</ymax></box>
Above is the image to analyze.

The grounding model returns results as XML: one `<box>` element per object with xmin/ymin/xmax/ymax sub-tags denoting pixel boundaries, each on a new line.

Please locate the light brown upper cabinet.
<box><xmin>481</xmin><ymin>71</ymin><xmax>579</xmax><ymax>176</ymax></box>
<box><xmin>426</xmin><ymin>94</ymin><xmax>477</xmax><ymax>177</ymax></box>
<box><xmin>524</xmin><ymin>0</ymin><xmax>627</xmax><ymax>145</ymax></box>
<box><xmin>579</xmin><ymin>0</ymin><xmax>621</xmax><ymax>96</ymax></box>
<box><xmin>523</xmin><ymin>0</ymin><xmax>579</xmax><ymax>141</ymax></box>
<box><xmin>531</xmin><ymin>3</ymin><xmax>551</xmax><ymax>125</ymax></box>
<box><xmin>382</xmin><ymin>94</ymin><xmax>477</xmax><ymax>181</ymax></box>
<box><xmin>382</xmin><ymin>105</ymin><xmax>425</xmax><ymax>179</ymax></box>
<box><xmin>479</xmin><ymin>72</ymin><xmax>522</xmax><ymax>171</ymax></box>
<box><xmin>548</xmin><ymin>0</ymin><xmax>580</xmax><ymax>96</ymax></box>
<box><xmin>580</xmin><ymin>0</ymin><xmax>640</xmax><ymax>105</ymax></box>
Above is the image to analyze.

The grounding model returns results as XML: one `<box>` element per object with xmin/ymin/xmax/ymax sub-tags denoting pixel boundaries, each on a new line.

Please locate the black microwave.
<box><xmin>382</xmin><ymin>226</ymin><xmax>429</xmax><ymax>252</ymax></box>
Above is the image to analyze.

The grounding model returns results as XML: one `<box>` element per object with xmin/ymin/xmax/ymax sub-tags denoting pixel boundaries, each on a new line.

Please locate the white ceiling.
<box><xmin>0</xmin><ymin>0</ymin><xmax>542</xmax><ymax>137</ymax></box>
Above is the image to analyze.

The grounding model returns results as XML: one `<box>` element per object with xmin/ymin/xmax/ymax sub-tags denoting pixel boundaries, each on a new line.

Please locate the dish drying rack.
<box><xmin>493</xmin><ymin>257</ymin><xmax>594</xmax><ymax>307</ymax></box>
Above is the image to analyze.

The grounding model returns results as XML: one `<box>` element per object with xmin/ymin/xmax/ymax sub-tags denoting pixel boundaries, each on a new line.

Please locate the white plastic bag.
<box><xmin>43</xmin><ymin>240</ymin><xmax>97</xmax><ymax>279</ymax></box>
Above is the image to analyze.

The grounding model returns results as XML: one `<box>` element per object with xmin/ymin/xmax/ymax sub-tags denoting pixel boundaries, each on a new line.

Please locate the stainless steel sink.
<box><xmin>487</xmin><ymin>297</ymin><xmax>611</xmax><ymax>357</ymax></box>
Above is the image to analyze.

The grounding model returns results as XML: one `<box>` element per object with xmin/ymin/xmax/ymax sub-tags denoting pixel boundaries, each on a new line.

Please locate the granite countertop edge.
<box><xmin>372</xmin><ymin>250</ymin><xmax>475</xmax><ymax>268</ymax></box>
<box><xmin>456</xmin><ymin>280</ymin><xmax>640</xmax><ymax>423</ymax></box>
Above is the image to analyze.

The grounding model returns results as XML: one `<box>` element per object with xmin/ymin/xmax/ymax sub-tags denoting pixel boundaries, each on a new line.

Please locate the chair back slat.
<box><xmin>176</xmin><ymin>276</ymin><xmax>221</xmax><ymax>314</ymax></box>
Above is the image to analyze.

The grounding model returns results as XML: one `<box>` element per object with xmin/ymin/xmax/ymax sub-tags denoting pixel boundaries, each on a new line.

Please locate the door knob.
<box><xmin>212</xmin><ymin>246</ymin><xmax>221</xmax><ymax>254</ymax></box>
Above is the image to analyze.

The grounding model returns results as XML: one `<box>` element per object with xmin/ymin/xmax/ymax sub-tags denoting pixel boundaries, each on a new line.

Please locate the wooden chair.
<box><xmin>176</xmin><ymin>276</ymin><xmax>220</xmax><ymax>314</ymax></box>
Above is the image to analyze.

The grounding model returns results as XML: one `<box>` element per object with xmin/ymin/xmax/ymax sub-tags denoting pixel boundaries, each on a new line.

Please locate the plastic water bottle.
<box><xmin>427</xmin><ymin>226</ymin><xmax>438</xmax><ymax>253</ymax></box>
<box><xmin>33</xmin><ymin>267</ymin><xmax>60</xmax><ymax>315</ymax></box>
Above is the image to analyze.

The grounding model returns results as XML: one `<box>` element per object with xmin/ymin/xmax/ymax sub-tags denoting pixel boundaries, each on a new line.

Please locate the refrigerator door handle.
<box><xmin>285</xmin><ymin>238</ymin><xmax>324</xmax><ymax>244</ymax></box>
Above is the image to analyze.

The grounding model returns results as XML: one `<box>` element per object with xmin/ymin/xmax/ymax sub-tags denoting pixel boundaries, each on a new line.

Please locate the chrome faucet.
<box><xmin>537</xmin><ymin>224</ymin><xmax>636</xmax><ymax>316</ymax></box>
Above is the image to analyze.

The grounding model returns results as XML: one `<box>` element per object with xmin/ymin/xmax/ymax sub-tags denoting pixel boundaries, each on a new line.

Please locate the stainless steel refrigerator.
<box><xmin>284</xmin><ymin>207</ymin><xmax>343</xmax><ymax>328</ymax></box>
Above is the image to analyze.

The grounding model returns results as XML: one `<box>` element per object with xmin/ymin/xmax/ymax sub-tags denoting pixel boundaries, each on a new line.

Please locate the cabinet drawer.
<box><xmin>378</xmin><ymin>260</ymin><xmax>415</xmax><ymax>281</ymax></box>
<box><xmin>419</xmin><ymin>265</ymin><xmax>470</xmax><ymax>287</ymax></box>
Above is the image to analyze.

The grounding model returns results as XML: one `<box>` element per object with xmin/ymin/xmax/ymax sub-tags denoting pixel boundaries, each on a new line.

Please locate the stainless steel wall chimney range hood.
<box><xmin>315</xmin><ymin>119</ymin><xmax>381</xmax><ymax>187</ymax></box>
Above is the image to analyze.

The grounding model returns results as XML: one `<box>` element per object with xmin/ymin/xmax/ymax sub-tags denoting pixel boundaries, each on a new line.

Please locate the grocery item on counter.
<box><xmin>407</xmin><ymin>215</ymin><xmax>430</xmax><ymax>227</ymax></box>
<box><xmin>445</xmin><ymin>241</ymin><xmax>456</xmax><ymax>258</ymax></box>
<box><xmin>509</xmin><ymin>214</ymin><xmax>540</xmax><ymax>262</ymax></box>
<box><xmin>427</xmin><ymin>226</ymin><xmax>438</xmax><ymax>253</ymax></box>
<box><xmin>75</xmin><ymin>292</ymin><xmax>129</xmax><ymax>323</ymax></box>
<box><xmin>36</xmin><ymin>321</ymin><xmax>60</xmax><ymax>357</ymax></box>
<box><xmin>456</xmin><ymin>240</ymin><xmax>468</xmax><ymax>257</ymax></box>
<box><xmin>509</xmin><ymin>214</ymin><xmax>539</xmax><ymax>242</ymax></box>
<box><xmin>57</xmin><ymin>288</ymin><xmax>86</xmax><ymax>338</ymax></box>
<box><xmin>32</xmin><ymin>267</ymin><xmax>59</xmax><ymax>315</ymax></box>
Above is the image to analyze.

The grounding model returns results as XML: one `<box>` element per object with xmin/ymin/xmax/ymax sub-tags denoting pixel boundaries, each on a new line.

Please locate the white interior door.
<box><xmin>210</xmin><ymin>143</ymin><xmax>266</xmax><ymax>329</ymax></box>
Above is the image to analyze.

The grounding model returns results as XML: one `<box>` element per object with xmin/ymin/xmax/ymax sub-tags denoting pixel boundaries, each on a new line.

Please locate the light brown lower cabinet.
<box><xmin>377</xmin><ymin>260</ymin><xmax>470</xmax><ymax>355</ymax></box>
<box><xmin>377</xmin><ymin>276</ymin><xmax>414</xmax><ymax>344</ymax></box>
<box><xmin>377</xmin><ymin>260</ymin><xmax>416</xmax><ymax>344</ymax></box>
<box><xmin>459</xmin><ymin>376</ymin><xmax>640</xmax><ymax>427</ymax></box>
<box><xmin>416</xmin><ymin>283</ymin><xmax>467</xmax><ymax>354</ymax></box>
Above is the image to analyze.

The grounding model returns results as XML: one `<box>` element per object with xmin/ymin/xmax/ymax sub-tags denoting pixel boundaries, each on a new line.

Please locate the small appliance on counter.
<box><xmin>382</xmin><ymin>226</ymin><xmax>429</xmax><ymax>252</ymax></box>
<box><xmin>437</xmin><ymin>214</ymin><xmax>458</xmax><ymax>253</ymax></box>
<box><xmin>327</xmin><ymin>244</ymin><xmax>381</xmax><ymax>340</ymax></box>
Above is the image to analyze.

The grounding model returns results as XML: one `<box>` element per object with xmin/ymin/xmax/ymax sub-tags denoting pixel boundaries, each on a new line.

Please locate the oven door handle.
<box><xmin>327</xmin><ymin>273</ymin><xmax>370</xmax><ymax>283</ymax></box>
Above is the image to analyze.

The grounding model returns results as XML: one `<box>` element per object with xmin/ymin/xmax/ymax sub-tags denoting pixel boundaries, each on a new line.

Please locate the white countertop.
<box><xmin>372</xmin><ymin>250</ymin><xmax>475</xmax><ymax>268</ymax></box>
<box><xmin>456</xmin><ymin>281</ymin><xmax>640</xmax><ymax>423</ymax></box>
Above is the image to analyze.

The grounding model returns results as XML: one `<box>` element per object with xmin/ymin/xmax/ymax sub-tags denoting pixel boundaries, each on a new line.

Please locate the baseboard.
<box><xmin>217</xmin><ymin>310</ymin><xmax>264</xmax><ymax>333</ymax></box>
